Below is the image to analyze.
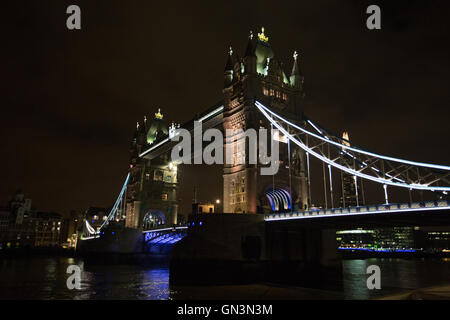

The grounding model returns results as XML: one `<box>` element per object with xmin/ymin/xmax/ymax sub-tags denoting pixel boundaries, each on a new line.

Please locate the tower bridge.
<box><xmin>79</xmin><ymin>29</ymin><xmax>449</xmax><ymax>275</ymax></box>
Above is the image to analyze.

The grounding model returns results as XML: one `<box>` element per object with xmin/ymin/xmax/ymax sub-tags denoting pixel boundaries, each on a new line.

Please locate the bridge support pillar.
<box><xmin>320</xmin><ymin>229</ymin><xmax>341</xmax><ymax>268</ymax></box>
<box><xmin>170</xmin><ymin>214</ymin><xmax>341</xmax><ymax>286</ymax></box>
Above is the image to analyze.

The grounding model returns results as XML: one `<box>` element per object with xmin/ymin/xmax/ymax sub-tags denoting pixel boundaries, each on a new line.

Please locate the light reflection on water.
<box><xmin>0</xmin><ymin>256</ymin><xmax>448</xmax><ymax>299</ymax></box>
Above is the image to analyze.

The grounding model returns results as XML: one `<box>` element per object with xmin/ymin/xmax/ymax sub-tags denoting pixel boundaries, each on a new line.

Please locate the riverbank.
<box><xmin>0</xmin><ymin>247</ymin><xmax>75</xmax><ymax>257</ymax></box>
<box><xmin>339</xmin><ymin>249</ymin><xmax>450</xmax><ymax>259</ymax></box>
<box><xmin>377</xmin><ymin>284</ymin><xmax>450</xmax><ymax>300</ymax></box>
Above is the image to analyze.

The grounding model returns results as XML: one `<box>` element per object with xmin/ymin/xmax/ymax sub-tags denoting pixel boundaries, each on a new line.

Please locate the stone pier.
<box><xmin>170</xmin><ymin>213</ymin><xmax>341</xmax><ymax>286</ymax></box>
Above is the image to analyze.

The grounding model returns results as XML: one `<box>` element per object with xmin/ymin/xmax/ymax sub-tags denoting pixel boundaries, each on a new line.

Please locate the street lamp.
<box><xmin>215</xmin><ymin>199</ymin><xmax>220</xmax><ymax>213</ymax></box>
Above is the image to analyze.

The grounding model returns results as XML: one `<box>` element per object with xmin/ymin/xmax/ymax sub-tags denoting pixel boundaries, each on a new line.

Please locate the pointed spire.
<box><xmin>258</xmin><ymin>27</ymin><xmax>269</xmax><ymax>43</ymax></box>
<box><xmin>224</xmin><ymin>46</ymin><xmax>234</xmax><ymax>71</ymax></box>
<box><xmin>290</xmin><ymin>50</ymin><xmax>303</xmax><ymax>87</ymax></box>
<box><xmin>244</xmin><ymin>31</ymin><xmax>256</xmax><ymax>57</ymax></box>
<box><xmin>155</xmin><ymin>108</ymin><xmax>163</xmax><ymax>119</ymax></box>
<box><xmin>291</xmin><ymin>50</ymin><xmax>301</xmax><ymax>76</ymax></box>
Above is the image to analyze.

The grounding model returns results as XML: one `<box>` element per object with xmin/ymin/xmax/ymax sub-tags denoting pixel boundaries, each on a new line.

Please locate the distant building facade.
<box><xmin>339</xmin><ymin>132</ymin><xmax>364</xmax><ymax>208</ymax></box>
<box><xmin>192</xmin><ymin>202</ymin><xmax>216</xmax><ymax>214</ymax></box>
<box><xmin>0</xmin><ymin>190</ymin><xmax>64</xmax><ymax>249</ymax></box>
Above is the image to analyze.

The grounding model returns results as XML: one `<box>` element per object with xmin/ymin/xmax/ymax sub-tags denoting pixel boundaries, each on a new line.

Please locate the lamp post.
<box><xmin>215</xmin><ymin>199</ymin><xmax>220</xmax><ymax>213</ymax></box>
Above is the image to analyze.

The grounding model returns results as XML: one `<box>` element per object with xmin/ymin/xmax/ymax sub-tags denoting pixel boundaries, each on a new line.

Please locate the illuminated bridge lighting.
<box><xmin>256</xmin><ymin>101</ymin><xmax>450</xmax><ymax>171</ymax></box>
<box><xmin>264</xmin><ymin>200</ymin><xmax>450</xmax><ymax>222</ymax></box>
<box><xmin>255</xmin><ymin>101</ymin><xmax>450</xmax><ymax>192</ymax></box>
<box><xmin>265</xmin><ymin>188</ymin><xmax>292</xmax><ymax>211</ymax></box>
<box><xmin>142</xmin><ymin>226</ymin><xmax>188</xmax><ymax>233</ymax></box>
<box><xmin>139</xmin><ymin>105</ymin><xmax>224</xmax><ymax>158</ymax></box>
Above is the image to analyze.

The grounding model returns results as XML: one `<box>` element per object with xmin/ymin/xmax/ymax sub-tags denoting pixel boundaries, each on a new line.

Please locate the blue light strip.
<box><xmin>255</xmin><ymin>101</ymin><xmax>450</xmax><ymax>191</ymax></box>
<box><xmin>338</xmin><ymin>247</ymin><xmax>417</xmax><ymax>253</ymax></box>
<box><xmin>142</xmin><ymin>226</ymin><xmax>188</xmax><ymax>234</ymax></box>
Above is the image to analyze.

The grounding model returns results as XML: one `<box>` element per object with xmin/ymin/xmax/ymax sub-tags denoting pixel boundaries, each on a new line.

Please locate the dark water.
<box><xmin>0</xmin><ymin>256</ymin><xmax>449</xmax><ymax>300</ymax></box>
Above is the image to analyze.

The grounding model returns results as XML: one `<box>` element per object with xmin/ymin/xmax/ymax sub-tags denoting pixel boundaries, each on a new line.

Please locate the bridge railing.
<box><xmin>142</xmin><ymin>226</ymin><xmax>188</xmax><ymax>244</ymax></box>
<box><xmin>265</xmin><ymin>200</ymin><xmax>450</xmax><ymax>221</ymax></box>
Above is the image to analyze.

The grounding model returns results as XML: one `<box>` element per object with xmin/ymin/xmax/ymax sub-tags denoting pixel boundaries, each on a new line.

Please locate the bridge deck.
<box><xmin>265</xmin><ymin>200</ymin><xmax>450</xmax><ymax>228</ymax></box>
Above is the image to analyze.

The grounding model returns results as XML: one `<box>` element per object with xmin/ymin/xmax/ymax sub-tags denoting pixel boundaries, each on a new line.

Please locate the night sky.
<box><xmin>3</xmin><ymin>1</ymin><xmax>449</xmax><ymax>217</ymax></box>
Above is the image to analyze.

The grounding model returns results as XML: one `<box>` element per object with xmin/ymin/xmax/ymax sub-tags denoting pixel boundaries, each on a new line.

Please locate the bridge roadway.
<box><xmin>142</xmin><ymin>200</ymin><xmax>450</xmax><ymax>237</ymax></box>
<box><xmin>264</xmin><ymin>200</ymin><xmax>450</xmax><ymax>228</ymax></box>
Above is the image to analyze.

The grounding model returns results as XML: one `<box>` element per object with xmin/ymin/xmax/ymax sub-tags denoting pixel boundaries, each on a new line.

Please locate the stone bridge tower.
<box><xmin>126</xmin><ymin>110</ymin><xmax>180</xmax><ymax>229</ymax></box>
<box><xmin>222</xmin><ymin>28</ymin><xmax>308</xmax><ymax>214</ymax></box>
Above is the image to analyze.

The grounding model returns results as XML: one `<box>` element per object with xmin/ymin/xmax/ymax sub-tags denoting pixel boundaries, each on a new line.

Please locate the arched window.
<box><xmin>142</xmin><ymin>211</ymin><xmax>166</xmax><ymax>230</ymax></box>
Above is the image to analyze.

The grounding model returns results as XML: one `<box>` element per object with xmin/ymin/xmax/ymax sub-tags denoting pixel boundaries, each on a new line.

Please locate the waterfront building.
<box><xmin>336</xmin><ymin>227</ymin><xmax>416</xmax><ymax>251</ymax></box>
<box><xmin>33</xmin><ymin>212</ymin><xmax>64</xmax><ymax>247</ymax></box>
<box><xmin>0</xmin><ymin>190</ymin><xmax>64</xmax><ymax>249</ymax></box>
<box><xmin>63</xmin><ymin>210</ymin><xmax>83</xmax><ymax>248</ymax></box>
<box><xmin>413</xmin><ymin>226</ymin><xmax>450</xmax><ymax>252</ymax></box>
<box><xmin>336</xmin><ymin>229</ymin><xmax>375</xmax><ymax>249</ymax></box>
<box><xmin>373</xmin><ymin>227</ymin><xmax>415</xmax><ymax>250</ymax></box>
<box><xmin>192</xmin><ymin>202</ymin><xmax>216</xmax><ymax>214</ymax></box>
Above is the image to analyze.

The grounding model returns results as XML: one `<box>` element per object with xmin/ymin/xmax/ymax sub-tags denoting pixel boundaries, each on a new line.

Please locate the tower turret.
<box><xmin>243</xmin><ymin>31</ymin><xmax>257</xmax><ymax>74</ymax></box>
<box><xmin>147</xmin><ymin>109</ymin><xmax>168</xmax><ymax>145</ymax></box>
<box><xmin>290</xmin><ymin>51</ymin><xmax>303</xmax><ymax>88</ymax></box>
<box><xmin>224</xmin><ymin>46</ymin><xmax>234</xmax><ymax>87</ymax></box>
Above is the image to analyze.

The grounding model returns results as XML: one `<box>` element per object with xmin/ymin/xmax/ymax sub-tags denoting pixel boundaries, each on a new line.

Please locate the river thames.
<box><xmin>0</xmin><ymin>256</ymin><xmax>449</xmax><ymax>300</ymax></box>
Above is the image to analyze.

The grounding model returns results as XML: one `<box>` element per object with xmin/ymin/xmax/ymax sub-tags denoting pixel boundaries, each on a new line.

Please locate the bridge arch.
<box><xmin>262</xmin><ymin>188</ymin><xmax>292</xmax><ymax>213</ymax></box>
<box><xmin>142</xmin><ymin>210</ymin><xmax>166</xmax><ymax>230</ymax></box>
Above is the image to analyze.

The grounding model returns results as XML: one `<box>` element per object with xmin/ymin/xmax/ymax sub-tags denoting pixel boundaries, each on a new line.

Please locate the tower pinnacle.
<box><xmin>258</xmin><ymin>27</ymin><xmax>269</xmax><ymax>42</ymax></box>
<box><xmin>155</xmin><ymin>108</ymin><xmax>163</xmax><ymax>119</ymax></box>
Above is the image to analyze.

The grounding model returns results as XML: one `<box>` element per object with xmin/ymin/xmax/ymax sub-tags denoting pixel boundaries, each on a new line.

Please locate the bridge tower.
<box><xmin>222</xmin><ymin>28</ymin><xmax>309</xmax><ymax>214</ymax></box>
<box><xmin>125</xmin><ymin>110</ymin><xmax>180</xmax><ymax>229</ymax></box>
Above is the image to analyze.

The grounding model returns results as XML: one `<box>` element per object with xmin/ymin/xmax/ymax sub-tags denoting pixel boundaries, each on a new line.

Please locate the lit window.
<box><xmin>162</xmin><ymin>194</ymin><xmax>168</xmax><ymax>201</ymax></box>
<box><xmin>145</xmin><ymin>173</ymin><xmax>150</xmax><ymax>181</ymax></box>
<box><xmin>270</xmin><ymin>89</ymin><xmax>274</xmax><ymax>96</ymax></box>
<box><xmin>263</xmin><ymin>87</ymin><xmax>269</xmax><ymax>96</ymax></box>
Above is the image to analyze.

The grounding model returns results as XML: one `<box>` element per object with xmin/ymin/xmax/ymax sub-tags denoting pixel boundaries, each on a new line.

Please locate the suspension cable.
<box><xmin>255</xmin><ymin>101</ymin><xmax>450</xmax><ymax>192</ymax></box>
<box><xmin>256</xmin><ymin>101</ymin><xmax>450</xmax><ymax>171</ymax></box>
